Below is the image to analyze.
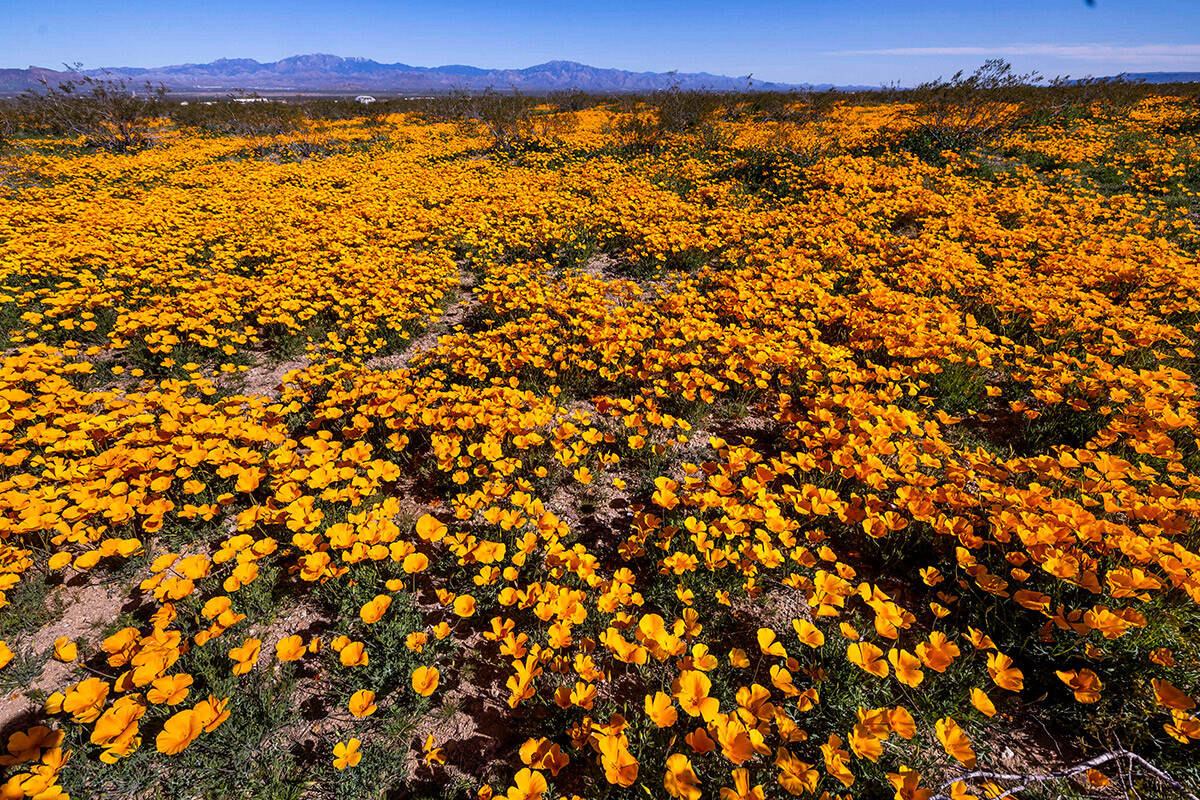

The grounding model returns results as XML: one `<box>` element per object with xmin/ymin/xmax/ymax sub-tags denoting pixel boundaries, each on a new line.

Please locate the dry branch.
<box><xmin>929</xmin><ymin>749</ymin><xmax>1199</xmax><ymax>800</ymax></box>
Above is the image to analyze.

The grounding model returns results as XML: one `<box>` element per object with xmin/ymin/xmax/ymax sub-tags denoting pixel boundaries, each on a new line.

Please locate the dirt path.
<box><xmin>368</xmin><ymin>268</ymin><xmax>481</xmax><ymax>373</ymax></box>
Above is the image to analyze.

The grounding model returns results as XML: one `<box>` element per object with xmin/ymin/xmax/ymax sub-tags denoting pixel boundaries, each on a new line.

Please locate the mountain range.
<box><xmin>4</xmin><ymin>55</ymin><xmax>1194</xmax><ymax>97</ymax></box>
<box><xmin>0</xmin><ymin>54</ymin><xmax>855</xmax><ymax>95</ymax></box>
<box><xmin>1121</xmin><ymin>71</ymin><xmax>1200</xmax><ymax>84</ymax></box>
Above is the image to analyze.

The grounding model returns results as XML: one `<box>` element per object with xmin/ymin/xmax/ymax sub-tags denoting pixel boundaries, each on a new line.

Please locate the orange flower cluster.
<box><xmin>0</xmin><ymin>95</ymin><xmax>1197</xmax><ymax>799</ymax></box>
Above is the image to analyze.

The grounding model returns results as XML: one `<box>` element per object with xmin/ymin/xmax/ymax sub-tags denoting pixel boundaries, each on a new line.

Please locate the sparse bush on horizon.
<box><xmin>3</xmin><ymin>58</ymin><xmax>1195</xmax><ymax>158</ymax></box>
<box><xmin>2</xmin><ymin>66</ymin><xmax>168</xmax><ymax>152</ymax></box>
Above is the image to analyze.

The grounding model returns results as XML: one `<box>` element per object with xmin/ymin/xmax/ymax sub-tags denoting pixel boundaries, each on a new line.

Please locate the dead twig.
<box><xmin>929</xmin><ymin>749</ymin><xmax>1199</xmax><ymax>800</ymax></box>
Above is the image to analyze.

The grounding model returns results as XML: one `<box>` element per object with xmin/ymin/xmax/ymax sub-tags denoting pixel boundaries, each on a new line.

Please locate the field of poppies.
<box><xmin>0</xmin><ymin>81</ymin><xmax>1198</xmax><ymax>800</ymax></box>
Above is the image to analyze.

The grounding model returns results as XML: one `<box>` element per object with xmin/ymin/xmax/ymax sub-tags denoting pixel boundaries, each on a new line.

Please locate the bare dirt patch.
<box><xmin>0</xmin><ymin>578</ymin><xmax>131</xmax><ymax>732</ymax></box>
<box><xmin>233</xmin><ymin>356</ymin><xmax>315</xmax><ymax>400</ymax></box>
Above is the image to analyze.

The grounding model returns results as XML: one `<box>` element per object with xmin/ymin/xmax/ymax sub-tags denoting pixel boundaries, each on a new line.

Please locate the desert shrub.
<box><xmin>0</xmin><ymin>102</ymin><xmax>17</xmax><ymax>151</ymax></box>
<box><xmin>10</xmin><ymin>67</ymin><xmax>167</xmax><ymax>152</ymax></box>
<box><xmin>894</xmin><ymin>61</ymin><xmax>1156</xmax><ymax>161</ymax></box>
<box><xmin>721</xmin><ymin>88</ymin><xmax>841</xmax><ymax>124</ymax></box>
<box><xmin>426</xmin><ymin>87</ymin><xmax>547</xmax><ymax>152</ymax></box>
<box><xmin>894</xmin><ymin>60</ymin><xmax>1044</xmax><ymax>159</ymax></box>
<box><xmin>169</xmin><ymin>94</ymin><xmax>304</xmax><ymax>137</ymax></box>
<box><xmin>610</xmin><ymin>86</ymin><xmax>732</xmax><ymax>152</ymax></box>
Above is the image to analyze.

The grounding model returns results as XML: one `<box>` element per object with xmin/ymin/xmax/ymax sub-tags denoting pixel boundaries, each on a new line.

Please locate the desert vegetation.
<box><xmin>0</xmin><ymin>65</ymin><xmax>1198</xmax><ymax>800</ymax></box>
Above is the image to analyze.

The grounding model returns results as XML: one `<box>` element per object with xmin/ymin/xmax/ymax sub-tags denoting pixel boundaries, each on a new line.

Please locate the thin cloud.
<box><xmin>830</xmin><ymin>43</ymin><xmax>1200</xmax><ymax>64</ymax></box>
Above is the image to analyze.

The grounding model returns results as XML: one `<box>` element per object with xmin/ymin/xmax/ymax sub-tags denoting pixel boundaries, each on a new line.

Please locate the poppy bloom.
<box><xmin>156</xmin><ymin>709</ymin><xmax>206</xmax><ymax>755</ymax></box>
<box><xmin>147</xmin><ymin>674</ymin><xmax>193</xmax><ymax>706</ymax></box>
<box><xmin>339</xmin><ymin>641</ymin><xmax>368</xmax><ymax>667</ymax></box>
<box><xmin>333</xmin><ymin>738</ymin><xmax>362</xmax><ymax>770</ymax></box>
<box><xmin>275</xmin><ymin>635</ymin><xmax>305</xmax><ymax>662</ymax></box>
<box><xmin>359</xmin><ymin>595</ymin><xmax>392</xmax><ymax>624</ymax></box>
<box><xmin>349</xmin><ymin>689</ymin><xmax>377</xmax><ymax>717</ymax></box>
<box><xmin>412</xmin><ymin>665</ymin><xmax>439</xmax><ymax>696</ymax></box>
<box><xmin>53</xmin><ymin>638</ymin><xmax>78</xmax><ymax>663</ymax></box>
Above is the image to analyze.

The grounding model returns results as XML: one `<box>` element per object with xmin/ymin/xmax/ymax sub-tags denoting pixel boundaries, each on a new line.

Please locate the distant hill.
<box><xmin>0</xmin><ymin>67</ymin><xmax>69</xmax><ymax>94</ymax></box>
<box><xmin>1119</xmin><ymin>71</ymin><xmax>1200</xmax><ymax>84</ymax></box>
<box><xmin>0</xmin><ymin>54</ymin><xmax>870</xmax><ymax>95</ymax></box>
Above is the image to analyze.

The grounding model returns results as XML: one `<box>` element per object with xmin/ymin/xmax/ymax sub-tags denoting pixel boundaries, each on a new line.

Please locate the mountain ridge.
<box><xmin>1120</xmin><ymin>71</ymin><xmax>1200</xmax><ymax>84</ymax></box>
<box><xmin>0</xmin><ymin>53</ymin><xmax>868</xmax><ymax>94</ymax></box>
<box><xmin>4</xmin><ymin>56</ymin><xmax>1197</xmax><ymax>96</ymax></box>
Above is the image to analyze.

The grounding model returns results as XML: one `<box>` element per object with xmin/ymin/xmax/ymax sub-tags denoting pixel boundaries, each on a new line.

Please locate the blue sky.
<box><xmin>4</xmin><ymin>0</ymin><xmax>1198</xmax><ymax>85</ymax></box>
